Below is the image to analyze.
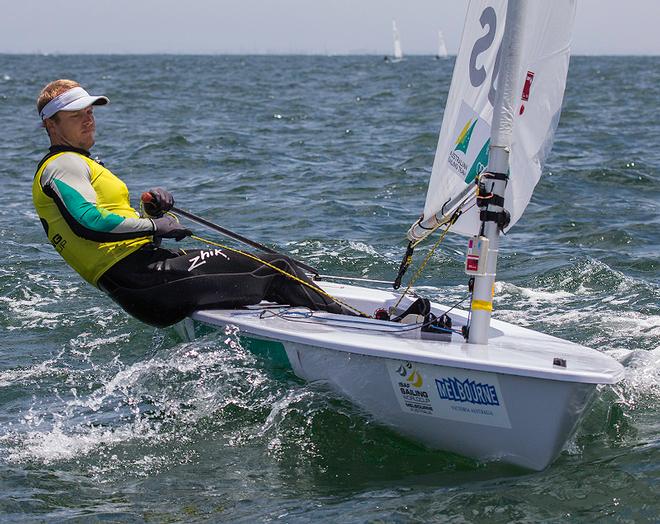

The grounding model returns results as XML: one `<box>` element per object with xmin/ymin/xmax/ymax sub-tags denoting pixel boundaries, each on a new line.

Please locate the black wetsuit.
<box><xmin>99</xmin><ymin>244</ymin><xmax>343</xmax><ymax>327</ymax></box>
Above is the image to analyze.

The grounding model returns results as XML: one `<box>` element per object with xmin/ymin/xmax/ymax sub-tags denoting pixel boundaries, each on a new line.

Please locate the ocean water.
<box><xmin>0</xmin><ymin>55</ymin><xmax>658</xmax><ymax>522</ymax></box>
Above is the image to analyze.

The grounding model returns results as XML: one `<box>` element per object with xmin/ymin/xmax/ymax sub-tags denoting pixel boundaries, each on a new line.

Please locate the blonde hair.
<box><xmin>36</xmin><ymin>79</ymin><xmax>80</xmax><ymax>116</ymax></box>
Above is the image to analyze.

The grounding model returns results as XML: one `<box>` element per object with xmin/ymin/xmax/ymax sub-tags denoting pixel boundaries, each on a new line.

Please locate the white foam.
<box><xmin>68</xmin><ymin>332</ymin><xmax>131</xmax><ymax>360</ymax></box>
<box><xmin>0</xmin><ymin>355</ymin><xmax>65</xmax><ymax>388</ymax></box>
<box><xmin>496</xmin><ymin>281</ymin><xmax>573</xmax><ymax>304</ymax></box>
<box><xmin>257</xmin><ymin>389</ymin><xmax>314</xmax><ymax>439</ymax></box>
<box><xmin>597</xmin><ymin>311</ymin><xmax>660</xmax><ymax>341</ymax></box>
<box><xmin>0</xmin><ymin>341</ymin><xmax>239</xmax><ymax>466</ymax></box>
<box><xmin>348</xmin><ymin>241</ymin><xmax>379</xmax><ymax>256</ymax></box>
<box><xmin>617</xmin><ymin>347</ymin><xmax>660</xmax><ymax>405</ymax></box>
<box><xmin>0</xmin><ymin>273</ymin><xmax>88</xmax><ymax>330</ymax></box>
<box><xmin>492</xmin><ymin>273</ymin><xmax>659</xmax><ymax>414</ymax></box>
<box><xmin>1</xmin><ymin>419</ymin><xmax>160</xmax><ymax>465</ymax></box>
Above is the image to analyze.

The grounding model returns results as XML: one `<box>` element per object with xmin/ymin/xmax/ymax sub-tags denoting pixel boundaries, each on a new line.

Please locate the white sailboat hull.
<box><xmin>191</xmin><ymin>282</ymin><xmax>624</xmax><ymax>470</ymax></box>
<box><xmin>282</xmin><ymin>341</ymin><xmax>594</xmax><ymax>470</ymax></box>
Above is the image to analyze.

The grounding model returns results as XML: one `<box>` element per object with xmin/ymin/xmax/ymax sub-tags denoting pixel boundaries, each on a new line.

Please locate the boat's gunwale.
<box><xmin>191</xmin><ymin>282</ymin><xmax>624</xmax><ymax>385</ymax></box>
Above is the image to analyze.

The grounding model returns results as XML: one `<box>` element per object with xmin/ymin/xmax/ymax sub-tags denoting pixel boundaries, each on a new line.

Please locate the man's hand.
<box><xmin>141</xmin><ymin>188</ymin><xmax>174</xmax><ymax>217</ymax></box>
<box><xmin>151</xmin><ymin>215</ymin><xmax>192</xmax><ymax>241</ymax></box>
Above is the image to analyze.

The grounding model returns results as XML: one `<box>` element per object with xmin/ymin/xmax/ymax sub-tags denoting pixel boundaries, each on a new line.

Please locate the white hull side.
<box><xmin>281</xmin><ymin>339</ymin><xmax>595</xmax><ymax>470</ymax></box>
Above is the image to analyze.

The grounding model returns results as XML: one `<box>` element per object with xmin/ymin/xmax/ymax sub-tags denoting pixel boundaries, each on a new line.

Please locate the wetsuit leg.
<box><xmin>255</xmin><ymin>253</ymin><xmax>344</xmax><ymax>314</ymax></box>
<box><xmin>99</xmin><ymin>244</ymin><xmax>347</xmax><ymax>327</ymax></box>
<box><xmin>159</xmin><ymin>248</ymin><xmax>345</xmax><ymax>314</ymax></box>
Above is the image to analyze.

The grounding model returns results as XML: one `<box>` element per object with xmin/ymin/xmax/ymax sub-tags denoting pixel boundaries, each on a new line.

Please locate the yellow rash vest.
<box><xmin>32</xmin><ymin>146</ymin><xmax>155</xmax><ymax>286</ymax></box>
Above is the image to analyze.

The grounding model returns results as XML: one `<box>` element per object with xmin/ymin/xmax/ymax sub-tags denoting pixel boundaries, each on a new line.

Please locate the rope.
<box><xmin>388</xmin><ymin>188</ymin><xmax>475</xmax><ymax>315</ymax></box>
<box><xmin>389</xmin><ymin>212</ymin><xmax>460</xmax><ymax>314</ymax></box>
<box><xmin>259</xmin><ymin>304</ymin><xmax>465</xmax><ymax>335</ymax></box>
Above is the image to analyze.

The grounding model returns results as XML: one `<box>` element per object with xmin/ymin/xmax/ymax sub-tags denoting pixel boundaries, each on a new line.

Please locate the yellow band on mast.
<box><xmin>471</xmin><ymin>300</ymin><xmax>493</xmax><ymax>312</ymax></box>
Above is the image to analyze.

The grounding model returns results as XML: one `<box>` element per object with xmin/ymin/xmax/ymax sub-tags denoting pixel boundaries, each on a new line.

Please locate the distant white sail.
<box><xmin>422</xmin><ymin>0</ymin><xmax>576</xmax><ymax>236</ymax></box>
<box><xmin>392</xmin><ymin>20</ymin><xmax>403</xmax><ymax>59</ymax></box>
<box><xmin>437</xmin><ymin>30</ymin><xmax>448</xmax><ymax>58</ymax></box>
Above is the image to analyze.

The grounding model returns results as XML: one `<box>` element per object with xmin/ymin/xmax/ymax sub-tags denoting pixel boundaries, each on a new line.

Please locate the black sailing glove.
<box><xmin>142</xmin><ymin>188</ymin><xmax>174</xmax><ymax>217</ymax></box>
<box><xmin>151</xmin><ymin>215</ymin><xmax>192</xmax><ymax>241</ymax></box>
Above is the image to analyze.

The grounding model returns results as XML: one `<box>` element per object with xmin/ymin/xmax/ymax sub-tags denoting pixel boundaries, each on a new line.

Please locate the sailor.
<box><xmin>33</xmin><ymin>79</ymin><xmax>348</xmax><ymax>327</ymax></box>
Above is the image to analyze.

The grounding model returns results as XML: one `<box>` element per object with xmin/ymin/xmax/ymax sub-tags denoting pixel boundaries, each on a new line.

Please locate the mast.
<box><xmin>468</xmin><ymin>0</ymin><xmax>525</xmax><ymax>344</ymax></box>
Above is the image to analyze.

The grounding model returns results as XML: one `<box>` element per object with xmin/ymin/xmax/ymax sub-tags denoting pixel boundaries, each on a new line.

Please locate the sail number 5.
<box><xmin>469</xmin><ymin>6</ymin><xmax>502</xmax><ymax>107</ymax></box>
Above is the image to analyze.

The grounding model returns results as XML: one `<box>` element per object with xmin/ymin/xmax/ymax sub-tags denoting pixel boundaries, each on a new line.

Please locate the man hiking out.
<box><xmin>32</xmin><ymin>79</ymin><xmax>349</xmax><ymax>327</ymax></box>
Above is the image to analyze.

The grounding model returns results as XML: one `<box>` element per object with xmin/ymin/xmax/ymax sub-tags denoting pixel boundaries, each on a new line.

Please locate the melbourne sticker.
<box><xmin>387</xmin><ymin>361</ymin><xmax>511</xmax><ymax>428</ymax></box>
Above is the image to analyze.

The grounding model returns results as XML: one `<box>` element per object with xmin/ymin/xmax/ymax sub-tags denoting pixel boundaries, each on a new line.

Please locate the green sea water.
<box><xmin>0</xmin><ymin>55</ymin><xmax>658</xmax><ymax>522</ymax></box>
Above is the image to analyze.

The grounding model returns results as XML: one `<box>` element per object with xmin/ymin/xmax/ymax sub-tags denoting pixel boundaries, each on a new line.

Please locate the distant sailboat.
<box><xmin>391</xmin><ymin>20</ymin><xmax>403</xmax><ymax>61</ymax></box>
<box><xmin>436</xmin><ymin>30</ymin><xmax>448</xmax><ymax>59</ymax></box>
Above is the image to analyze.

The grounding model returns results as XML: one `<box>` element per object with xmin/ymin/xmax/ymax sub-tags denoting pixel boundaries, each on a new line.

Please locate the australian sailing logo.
<box><xmin>448</xmin><ymin>102</ymin><xmax>491</xmax><ymax>184</ymax></box>
<box><xmin>435</xmin><ymin>376</ymin><xmax>500</xmax><ymax>406</ymax></box>
<box><xmin>454</xmin><ymin>119</ymin><xmax>477</xmax><ymax>154</ymax></box>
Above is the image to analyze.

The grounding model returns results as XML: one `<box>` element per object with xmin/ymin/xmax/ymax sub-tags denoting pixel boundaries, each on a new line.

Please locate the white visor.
<box><xmin>39</xmin><ymin>87</ymin><xmax>109</xmax><ymax>121</ymax></box>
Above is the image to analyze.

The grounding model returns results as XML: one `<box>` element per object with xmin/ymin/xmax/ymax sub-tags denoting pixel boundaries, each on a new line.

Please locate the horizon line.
<box><xmin>1</xmin><ymin>51</ymin><xmax>658</xmax><ymax>57</ymax></box>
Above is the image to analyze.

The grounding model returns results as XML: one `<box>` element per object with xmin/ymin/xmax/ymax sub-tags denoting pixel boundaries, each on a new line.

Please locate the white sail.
<box><xmin>392</xmin><ymin>20</ymin><xmax>403</xmax><ymax>59</ymax></box>
<box><xmin>437</xmin><ymin>30</ymin><xmax>448</xmax><ymax>58</ymax></box>
<box><xmin>421</xmin><ymin>0</ymin><xmax>576</xmax><ymax>236</ymax></box>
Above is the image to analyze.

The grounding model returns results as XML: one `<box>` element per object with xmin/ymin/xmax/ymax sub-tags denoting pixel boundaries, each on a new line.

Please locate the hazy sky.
<box><xmin>2</xmin><ymin>0</ymin><xmax>659</xmax><ymax>55</ymax></box>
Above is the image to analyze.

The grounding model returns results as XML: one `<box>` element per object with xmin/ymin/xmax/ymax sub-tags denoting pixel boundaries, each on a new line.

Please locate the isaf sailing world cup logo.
<box><xmin>395</xmin><ymin>361</ymin><xmax>434</xmax><ymax>415</ymax></box>
<box><xmin>396</xmin><ymin>361</ymin><xmax>423</xmax><ymax>387</ymax></box>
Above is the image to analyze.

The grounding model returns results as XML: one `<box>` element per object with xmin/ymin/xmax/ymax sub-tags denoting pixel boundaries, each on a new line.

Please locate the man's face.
<box><xmin>46</xmin><ymin>106</ymin><xmax>96</xmax><ymax>150</ymax></box>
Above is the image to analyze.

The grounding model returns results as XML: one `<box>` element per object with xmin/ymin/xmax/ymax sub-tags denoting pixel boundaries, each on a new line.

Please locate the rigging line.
<box><xmin>390</xmin><ymin>209</ymin><xmax>462</xmax><ymax>314</ymax></box>
<box><xmin>411</xmin><ymin>187</ymin><xmax>478</xmax><ymax>248</ymax></box>
<box><xmin>393</xmin><ymin>190</ymin><xmax>475</xmax><ymax>291</ymax></box>
<box><xmin>315</xmin><ymin>274</ymin><xmax>394</xmax><ymax>285</ymax></box>
<box><xmin>259</xmin><ymin>307</ymin><xmax>463</xmax><ymax>335</ymax></box>
<box><xmin>189</xmin><ymin>234</ymin><xmax>371</xmax><ymax>318</ymax></box>
<box><xmin>410</xmin><ymin>215</ymin><xmax>452</xmax><ymax>249</ymax></box>
<box><xmin>442</xmin><ymin>294</ymin><xmax>469</xmax><ymax>316</ymax></box>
